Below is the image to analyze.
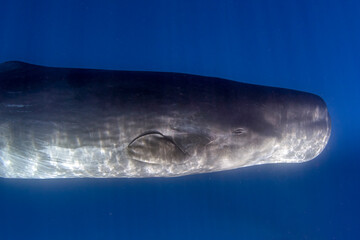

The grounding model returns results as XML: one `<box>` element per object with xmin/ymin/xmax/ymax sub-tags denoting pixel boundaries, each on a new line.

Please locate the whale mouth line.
<box><xmin>128</xmin><ymin>130</ymin><xmax>187</xmax><ymax>155</ymax></box>
<box><xmin>126</xmin><ymin>130</ymin><xmax>190</xmax><ymax>165</ymax></box>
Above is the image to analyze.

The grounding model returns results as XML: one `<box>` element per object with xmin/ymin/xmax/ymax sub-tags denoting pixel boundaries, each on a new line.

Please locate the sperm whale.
<box><xmin>0</xmin><ymin>61</ymin><xmax>331</xmax><ymax>178</ymax></box>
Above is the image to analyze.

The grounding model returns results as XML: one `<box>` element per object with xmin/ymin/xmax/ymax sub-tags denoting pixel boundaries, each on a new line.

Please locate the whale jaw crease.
<box><xmin>127</xmin><ymin>131</ymin><xmax>188</xmax><ymax>165</ymax></box>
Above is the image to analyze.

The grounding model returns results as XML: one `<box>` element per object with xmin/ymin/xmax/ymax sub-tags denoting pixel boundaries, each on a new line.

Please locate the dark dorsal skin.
<box><xmin>0</xmin><ymin>61</ymin><xmax>331</xmax><ymax>178</ymax></box>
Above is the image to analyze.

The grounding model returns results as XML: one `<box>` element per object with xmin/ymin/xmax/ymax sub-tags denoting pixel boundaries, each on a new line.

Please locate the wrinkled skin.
<box><xmin>0</xmin><ymin>61</ymin><xmax>331</xmax><ymax>178</ymax></box>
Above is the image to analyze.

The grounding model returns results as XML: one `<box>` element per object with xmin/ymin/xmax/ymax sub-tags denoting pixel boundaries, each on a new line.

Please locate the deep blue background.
<box><xmin>0</xmin><ymin>0</ymin><xmax>359</xmax><ymax>239</ymax></box>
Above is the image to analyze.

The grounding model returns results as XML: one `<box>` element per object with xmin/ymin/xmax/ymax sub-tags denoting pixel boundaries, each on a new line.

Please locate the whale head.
<box><xmin>198</xmin><ymin>87</ymin><xmax>331</xmax><ymax>171</ymax></box>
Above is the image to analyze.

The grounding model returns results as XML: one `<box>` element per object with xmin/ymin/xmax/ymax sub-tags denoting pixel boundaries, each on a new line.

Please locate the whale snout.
<box><xmin>311</xmin><ymin>97</ymin><xmax>331</xmax><ymax>159</ymax></box>
<box><xmin>272</xmin><ymin>93</ymin><xmax>331</xmax><ymax>163</ymax></box>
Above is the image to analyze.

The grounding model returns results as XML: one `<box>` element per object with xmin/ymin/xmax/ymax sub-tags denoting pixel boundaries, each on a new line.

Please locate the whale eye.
<box><xmin>232</xmin><ymin>128</ymin><xmax>246</xmax><ymax>135</ymax></box>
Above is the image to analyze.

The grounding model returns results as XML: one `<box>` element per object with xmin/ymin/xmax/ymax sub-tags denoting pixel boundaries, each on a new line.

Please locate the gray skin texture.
<box><xmin>0</xmin><ymin>61</ymin><xmax>331</xmax><ymax>178</ymax></box>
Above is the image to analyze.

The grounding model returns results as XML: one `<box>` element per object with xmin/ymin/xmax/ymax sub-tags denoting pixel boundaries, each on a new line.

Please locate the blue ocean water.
<box><xmin>0</xmin><ymin>0</ymin><xmax>359</xmax><ymax>239</ymax></box>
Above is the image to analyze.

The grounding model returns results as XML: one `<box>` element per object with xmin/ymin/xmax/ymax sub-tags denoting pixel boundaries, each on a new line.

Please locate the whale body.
<box><xmin>0</xmin><ymin>61</ymin><xmax>331</xmax><ymax>178</ymax></box>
